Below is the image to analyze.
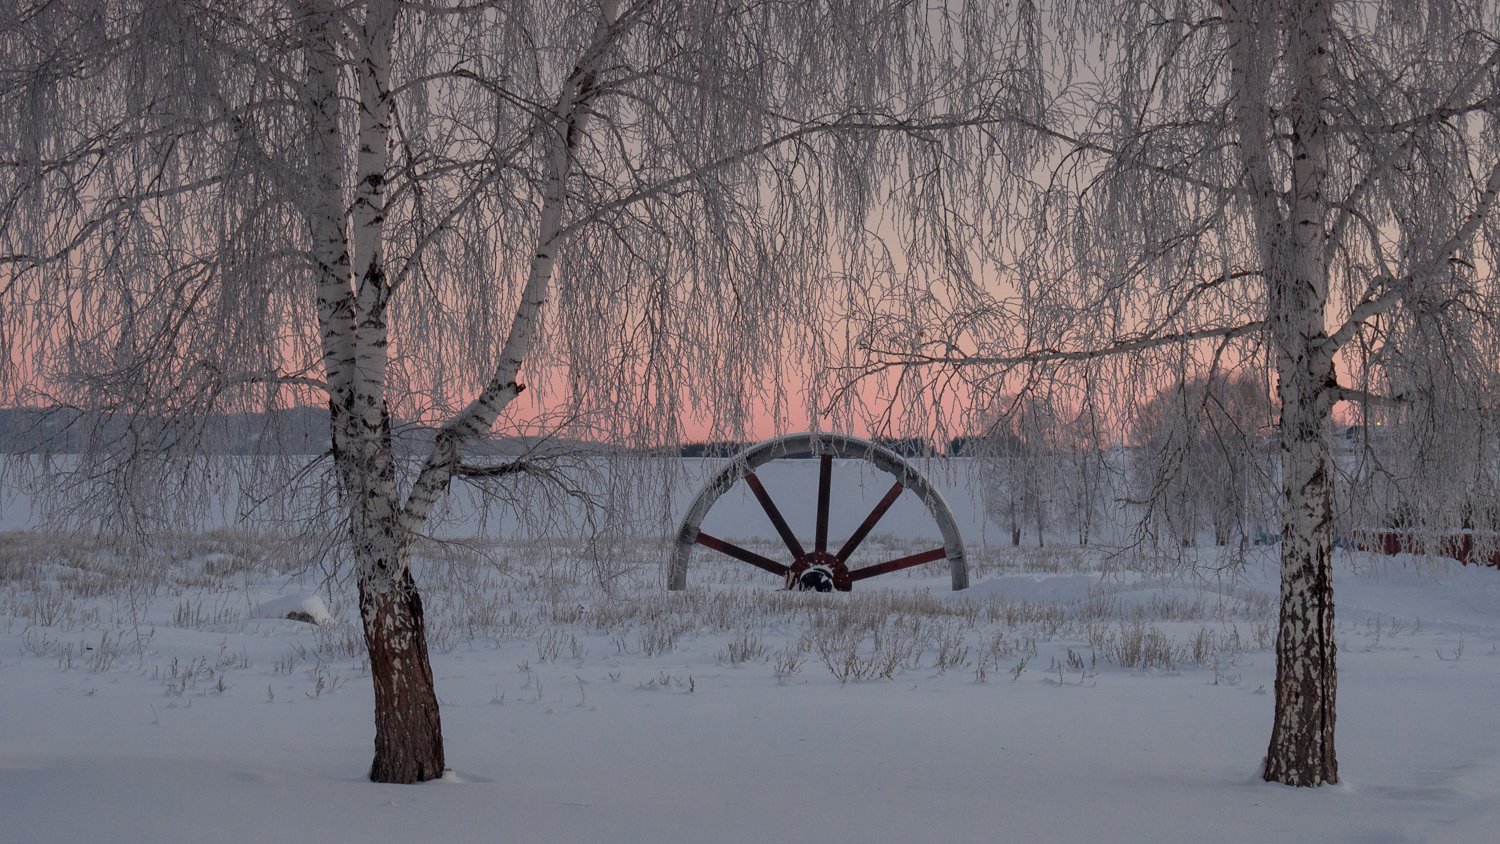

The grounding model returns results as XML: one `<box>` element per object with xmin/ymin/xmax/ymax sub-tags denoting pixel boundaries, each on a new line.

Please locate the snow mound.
<box><xmin>251</xmin><ymin>594</ymin><xmax>331</xmax><ymax>625</ymax></box>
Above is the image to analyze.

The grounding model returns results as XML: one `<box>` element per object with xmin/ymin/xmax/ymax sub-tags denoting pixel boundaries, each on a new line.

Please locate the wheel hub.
<box><xmin>788</xmin><ymin>552</ymin><xmax>851</xmax><ymax>592</ymax></box>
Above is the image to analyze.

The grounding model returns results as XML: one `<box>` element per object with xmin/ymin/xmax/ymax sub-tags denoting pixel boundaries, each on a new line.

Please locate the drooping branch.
<box><xmin>1325</xmin><ymin>44</ymin><xmax>1500</xmax><ymax>256</ymax></box>
<box><xmin>862</xmin><ymin>320</ymin><xmax>1265</xmax><ymax>374</ymax></box>
<box><xmin>564</xmin><ymin>107</ymin><xmax>1235</xmax><ymax>241</ymax></box>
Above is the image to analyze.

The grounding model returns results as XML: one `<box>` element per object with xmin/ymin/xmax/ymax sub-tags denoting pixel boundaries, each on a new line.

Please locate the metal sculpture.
<box><xmin>668</xmin><ymin>432</ymin><xmax>968</xmax><ymax>591</ymax></box>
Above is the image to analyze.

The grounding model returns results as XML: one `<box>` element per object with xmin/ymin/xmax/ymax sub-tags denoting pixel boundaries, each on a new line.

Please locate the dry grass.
<box><xmin>0</xmin><ymin>529</ymin><xmax>1278</xmax><ymax>689</ymax></box>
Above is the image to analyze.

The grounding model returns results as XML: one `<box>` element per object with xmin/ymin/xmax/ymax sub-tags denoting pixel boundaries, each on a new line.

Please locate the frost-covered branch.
<box><xmin>862</xmin><ymin>321</ymin><xmax>1265</xmax><ymax>373</ymax></box>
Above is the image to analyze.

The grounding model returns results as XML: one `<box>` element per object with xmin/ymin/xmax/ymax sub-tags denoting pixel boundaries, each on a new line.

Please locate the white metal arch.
<box><xmin>668</xmin><ymin>432</ymin><xmax>968</xmax><ymax>590</ymax></box>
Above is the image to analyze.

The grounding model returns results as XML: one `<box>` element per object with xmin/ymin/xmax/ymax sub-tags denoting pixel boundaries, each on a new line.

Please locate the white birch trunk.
<box><xmin>1259</xmin><ymin>0</ymin><xmax>1340</xmax><ymax>787</ymax></box>
<box><xmin>346</xmin><ymin>0</ymin><xmax>400</xmax><ymax>589</ymax></box>
<box><xmin>302</xmin><ymin>0</ymin><xmax>354</xmax><ymax>409</ymax></box>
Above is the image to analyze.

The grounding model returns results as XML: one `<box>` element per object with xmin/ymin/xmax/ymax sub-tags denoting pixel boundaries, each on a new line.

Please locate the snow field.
<box><xmin>2</xmin><ymin>526</ymin><xmax>1500</xmax><ymax>843</ymax></box>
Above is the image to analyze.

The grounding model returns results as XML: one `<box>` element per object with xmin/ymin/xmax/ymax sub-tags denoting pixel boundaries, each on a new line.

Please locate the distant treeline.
<box><xmin>0</xmin><ymin>406</ymin><xmax>333</xmax><ymax>455</ymax></box>
<box><xmin>0</xmin><ymin>407</ymin><xmax>548</xmax><ymax>457</ymax></box>
<box><xmin>2</xmin><ymin>408</ymin><xmax>979</xmax><ymax>459</ymax></box>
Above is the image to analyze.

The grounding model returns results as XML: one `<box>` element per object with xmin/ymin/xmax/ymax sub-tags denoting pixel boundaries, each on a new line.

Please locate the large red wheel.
<box><xmin>668</xmin><ymin>432</ymin><xmax>968</xmax><ymax>591</ymax></box>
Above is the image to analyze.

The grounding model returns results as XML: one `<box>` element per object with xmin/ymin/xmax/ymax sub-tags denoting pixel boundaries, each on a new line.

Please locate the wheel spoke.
<box><xmin>744</xmin><ymin>472</ymin><xmax>806</xmax><ymax>558</ymax></box>
<box><xmin>835</xmin><ymin>481</ymin><xmax>904</xmax><ymax>563</ymax></box>
<box><xmin>847</xmin><ymin>547</ymin><xmax>947</xmax><ymax>582</ymax></box>
<box><xmin>815</xmin><ymin>452</ymin><xmax>832</xmax><ymax>553</ymax></box>
<box><xmin>694</xmin><ymin>531</ymin><xmax>790</xmax><ymax>577</ymax></box>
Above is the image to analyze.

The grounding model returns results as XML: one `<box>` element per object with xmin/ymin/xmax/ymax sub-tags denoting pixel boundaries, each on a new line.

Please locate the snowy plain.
<box><xmin>2</xmin><ymin>458</ymin><xmax>1499</xmax><ymax>843</ymax></box>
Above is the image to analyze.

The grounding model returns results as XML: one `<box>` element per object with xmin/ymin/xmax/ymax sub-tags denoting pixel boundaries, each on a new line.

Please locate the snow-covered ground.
<box><xmin>2</xmin><ymin>460</ymin><xmax>1499</xmax><ymax>843</ymax></box>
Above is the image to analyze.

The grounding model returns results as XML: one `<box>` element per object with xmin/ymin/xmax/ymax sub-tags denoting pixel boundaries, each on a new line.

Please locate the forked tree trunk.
<box><xmin>351</xmin><ymin>0</ymin><xmax>619</xmax><ymax>784</ymax></box>
<box><xmin>361</xmin><ymin>567</ymin><xmax>445</xmax><ymax>783</ymax></box>
<box><xmin>303</xmin><ymin>0</ymin><xmax>442</xmax><ymax>781</ymax></box>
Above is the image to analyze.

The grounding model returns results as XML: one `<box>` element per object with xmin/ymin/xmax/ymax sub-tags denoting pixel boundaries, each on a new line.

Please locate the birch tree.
<box><xmin>861</xmin><ymin>0</ymin><xmax>1500</xmax><ymax>786</ymax></box>
<box><xmin>978</xmin><ymin>391</ymin><xmax>1064</xmax><ymax>547</ymax></box>
<box><xmin>1133</xmin><ymin>372</ymin><xmax>1274</xmax><ymax>548</ymax></box>
<box><xmin>1</xmin><ymin>0</ymin><xmax>1047</xmax><ymax>783</ymax></box>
